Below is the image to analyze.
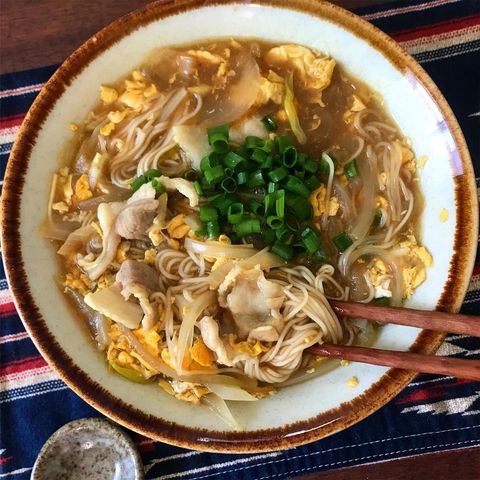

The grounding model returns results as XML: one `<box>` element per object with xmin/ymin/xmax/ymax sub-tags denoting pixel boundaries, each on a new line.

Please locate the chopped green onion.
<box><xmin>276</xmin><ymin>190</ymin><xmax>285</xmax><ymax>218</ymax></box>
<box><xmin>246</xmin><ymin>171</ymin><xmax>265</xmax><ymax>188</ymax></box>
<box><xmin>285</xmin><ymin>176</ymin><xmax>311</xmax><ymax>198</ymax></box>
<box><xmin>262</xmin><ymin>228</ymin><xmax>275</xmax><ymax>244</ymax></box>
<box><xmin>271</xmin><ymin>241</ymin><xmax>294</xmax><ymax>260</ymax></box>
<box><xmin>275</xmin><ymin>225</ymin><xmax>294</xmax><ymax>244</ymax></box>
<box><xmin>221</xmin><ymin>176</ymin><xmax>237</xmax><ymax>193</ymax></box>
<box><xmin>236</xmin><ymin>171</ymin><xmax>248</xmax><ymax>186</ymax></box>
<box><xmin>183</xmin><ymin>169</ymin><xmax>197</xmax><ymax>181</ymax></box>
<box><xmin>265</xmin><ymin>192</ymin><xmax>276</xmax><ymax>214</ymax></box>
<box><xmin>251</xmin><ymin>149</ymin><xmax>268</xmax><ymax>164</ymax></box>
<box><xmin>248</xmin><ymin>199</ymin><xmax>265</xmax><ymax>216</ymax></box>
<box><xmin>262</xmin><ymin>114</ymin><xmax>278</xmax><ymax>132</ymax></box>
<box><xmin>207</xmin><ymin>125</ymin><xmax>229</xmax><ymax>154</ymax></box>
<box><xmin>268</xmin><ymin>166</ymin><xmax>289</xmax><ymax>183</ymax></box>
<box><xmin>282</xmin><ymin>145</ymin><xmax>298</xmax><ymax>168</ymax></box>
<box><xmin>245</xmin><ymin>136</ymin><xmax>264</xmax><ymax>150</ymax></box>
<box><xmin>195</xmin><ymin>224</ymin><xmax>207</xmax><ymax>237</ymax></box>
<box><xmin>267</xmin><ymin>182</ymin><xmax>278</xmax><ymax>193</ymax></box>
<box><xmin>267</xmin><ymin>215</ymin><xmax>283</xmax><ymax>229</ymax></box>
<box><xmin>200</xmin><ymin>154</ymin><xmax>219</xmax><ymax>172</ymax></box>
<box><xmin>312</xmin><ymin>248</ymin><xmax>327</xmax><ymax>263</ymax></box>
<box><xmin>151</xmin><ymin>178</ymin><xmax>166</xmax><ymax>195</ymax></box>
<box><xmin>227</xmin><ymin>203</ymin><xmax>244</xmax><ymax>224</ymax></box>
<box><xmin>301</xmin><ymin>227</ymin><xmax>321</xmax><ymax>254</ymax></box>
<box><xmin>304</xmin><ymin>175</ymin><xmax>320</xmax><ymax>191</ymax></box>
<box><xmin>260</xmin><ymin>155</ymin><xmax>273</xmax><ymax>170</ymax></box>
<box><xmin>333</xmin><ymin>232</ymin><xmax>354</xmax><ymax>252</ymax></box>
<box><xmin>193</xmin><ymin>180</ymin><xmax>203</xmax><ymax>196</ymax></box>
<box><xmin>224</xmin><ymin>151</ymin><xmax>245</xmax><ymax>170</ymax></box>
<box><xmin>285</xmin><ymin>214</ymin><xmax>300</xmax><ymax>232</ymax></box>
<box><xmin>276</xmin><ymin>135</ymin><xmax>293</xmax><ymax>154</ymax></box>
<box><xmin>285</xmin><ymin>194</ymin><xmax>312</xmax><ymax>221</ymax></box>
<box><xmin>294</xmin><ymin>168</ymin><xmax>305</xmax><ymax>180</ymax></box>
<box><xmin>204</xmin><ymin>165</ymin><xmax>225</xmax><ymax>184</ymax></box>
<box><xmin>199</xmin><ymin>206</ymin><xmax>218</xmax><ymax>222</ymax></box>
<box><xmin>344</xmin><ymin>159</ymin><xmax>359</xmax><ymax>179</ymax></box>
<box><xmin>304</xmin><ymin>159</ymin><xmax>318</xmax><ymax>174</ymax></box>
<box><xmin>236</xmin><ymin>218</ymin><xmax>261</xmax><ymax>237</ymax></box>
<box><xmin>210</xmin><ymin>194</ymin><xmax>235</xmax><ymax>215</ymax></box>
<box><xmin>144</xmin><ymin>169</ymin><xmax>162</xmax><ymax>181</ymax></box>
<box><xmin>375</xmin><ymin>297</ymin><xmax>391</xmax><ymax>306</ymax></box>
<box><xmin>206</xmin><ymin>221</ymin><xmax>220</xmax><ymax>238</ymax></box>
<box><xmin>297</xmin><ymin>153</ymin><xmax>307</xmax><ymax>166</ymax></box>
<box><xmin>318</xmin><ymin>155</ymin><xmax>336</xmax><ymax>176</ymax></box>
<box><xmin>130</xmin><ymin>176</ymin><xmax>146</xmax><ymax>192</ymax></box>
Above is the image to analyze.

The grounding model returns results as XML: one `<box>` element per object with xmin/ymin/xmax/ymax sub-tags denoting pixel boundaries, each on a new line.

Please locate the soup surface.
<box><xmin>43</xmin><ymin>39</ymin><xmax>432</xmax><ymax>428</ymax></box>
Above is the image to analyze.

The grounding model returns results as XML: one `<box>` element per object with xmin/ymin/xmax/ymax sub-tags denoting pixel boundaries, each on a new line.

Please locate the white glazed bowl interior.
<box><xmin>19</xmin><ymin>3</ymin><xmax>460</xmax><ymax>432</ymax></box>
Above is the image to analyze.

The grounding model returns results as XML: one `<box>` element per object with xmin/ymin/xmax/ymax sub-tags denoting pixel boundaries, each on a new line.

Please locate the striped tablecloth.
<box><xmin>1</xmin><ymin>0</ymin><xmax>479</xmax><ymax>478</ymax></box>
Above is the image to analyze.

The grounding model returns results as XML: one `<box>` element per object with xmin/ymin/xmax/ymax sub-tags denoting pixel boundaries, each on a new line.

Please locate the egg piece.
<box><xmin>310</xmin><ymin>184</ymin><xmax>340</xmax><ymax>217</ymax></box>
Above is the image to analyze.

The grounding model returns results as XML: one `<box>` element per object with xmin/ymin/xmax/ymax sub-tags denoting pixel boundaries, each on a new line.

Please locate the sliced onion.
<box><xmin>205</xmin><ymin>383</ymin><xmax>258</xmax><ymax>402</ymax></box>
<box><xmin>64</xmin><ymin>287</ymin><xmax>110</xmax><ymax>351</ymax></box>
<box><xmin>58</xmin><ymin>225</ymin><xmax>96</xmax><ymax>257</ymax></box>
<box><xmin>202</xmin><ymin>393</ymin><xmax>241</xmax><ymax>430</ymax></box>
<box><xmin>77</xmin><ymin>190</ymin><xmax>131</xmax><ymax>211</ymax></box>
<box><xmin>184</xmin><ymin>213</ymin><xmax>202</xmax><ymax>231</ymax></box>
<box><xmin>198</xmin><ymin>48</ymin><xmax>260</xmax><ymax>127</ymax></box>
<box><xmin>175</xmin><ymin>290</ymin><xmax>216</xmax><ymax>375</ymax></box>
<box><xmin>184</xmin><ymin>238</ymin><xmax>255</xmax><ymax>258</ymax></box>
<box><xmin>38</xmin><ymin>218</ymin><xmax>81</xmax><ymax>241</ymax></box>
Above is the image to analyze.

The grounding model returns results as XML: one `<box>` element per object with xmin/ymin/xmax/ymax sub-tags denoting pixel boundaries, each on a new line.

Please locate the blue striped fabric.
<box><xmin>1</xmin><ymin>1</ymin><xmax>479</xmax><ymax>478</ymax></box>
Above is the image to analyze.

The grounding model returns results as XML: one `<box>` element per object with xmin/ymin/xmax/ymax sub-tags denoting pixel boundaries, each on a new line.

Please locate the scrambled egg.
<box><xmin>189</xmin><ymin>339</ymin><xmax>215</xmax><ymax>367</ymax></box>
<box><xmin>160</xmin><ymin>380</ymin><xmax>210</xmax><ymax>404</ymax></box>
<box><xmin>99</xmin><ymin>85</ymin><xmax>118</xmax><ymax>105</ymax></box>
<box><xmin>64</xmin><ymin>268</ymin><xmax>92</xmax><ymax>296</ymax></box>
<box><xmin>96</xmin><ymin>271</ymin><xmax>116</xmax><ymax>291</ymax></box>
<box><xmin>167</xmin><ymin>214</ymin><xmax>190</xmax><ymax>239</ymax></box>
<box><xmin>187</xmin><ymin>49</ymin><xmax>224</xmax><ymax>64</ymax></box>
<box><xmin>115</xmin><ymin>241</ymin><xmax>131</xmax><ymax>263</ymax></box>
<box><xmin>52</xmin><ymin>167</ymin><xmax>74</xmax><ymax>214</ymax></box>
<box><xmin>74</xmin><ymin>174</ymin><xmax>93</xmax><ymax>202</ymax></box>
<box><xmin>228</xmin><ymin>334</ymin><xmax>270</xmax><ymax>357</ymax></box>
<box><xmin>343</xmin><ymin>95</ymin><xmax>367</xmax><ymax>124</ymax></box>
<box><xmin>439</xmin><ymin>208</ymin><xmax>449</xmax><ymax>223</ymax></box>
<box><xmin>347</xmin><ymin>376</ymin><xmax>359</xmax><ymax>387</ymax></box>
<box><xmin>108</xmin><ymin>110</ymin><xmax>127</xmax><ymax>124</ymax></box>
<box><xmin>310</xmin><ymin>185</ymin><xmax>340</xmax><ymax>217</ymax></box>
<box><xmin>265</xmin><ymin>45</ymin><xmax>335</xmax><ymax>104</ymax></box>
<box><xmin>367</xmin><ymin>258</ymin><xmax>393</xmax><ymax>298</ymax></box>
<box><xmin>417</xmin><ymin>155</ymin><xmax>428</xmax><ymax>169</ymax></box>
<box><xmin>396</xmin><ymin>140</ymin><xmax>416</xmax><ymax>174</ymax></box>
<box><xmin>68</xmin><ymin>123</ymin><xmax>78</xmax><ymax>132</ymax></box>
<box><xmin>255</xmin><ymin>70</ymin><xmax>285</xmax><ymax>106</ymax></box>
<box><xmin>100</xmin><ymin>122</ymin><xmax>115</xmax><ymax>136</ymax></box>
<box><xmin>143</xmin><ymin>248</ymin><xmax>157</xmax><ymax>265</ymax></box>
<box><xmin>397</xmin><ymin>234</ymin><xmax>433</xmax><ymax>298</ymax></box>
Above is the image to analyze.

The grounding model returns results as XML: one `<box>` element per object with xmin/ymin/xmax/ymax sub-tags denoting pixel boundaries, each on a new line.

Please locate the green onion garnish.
<box><xmin>284</xmin><ymin>176</ymin><xmax>311</xmax><ymax>198</ymax></box>
<box><xmin>204</xmin><ymin>165</ymin><xmax>225</xmax><ymax>184</ymax></box>
<box><xmin>236</xmin><ymin>171</ymin><xmax>248</xmax><ymax>186</ymax></box>
<box><xmin>285</xmin><ymin>194</ymin><xmax>312</xmax><ymax>221</ymax></box>
<box><xmin>248</xmin><ymin>199</ymin><xmax>265</xmax><ymax>216</ymax></box>
<box><xmin>206</xmin><ymin>221</ymin><xmax>220</xmax><ymax>238</ymax></box>
<box><xmin>333</xmin><ymin>232</ymin><xmax>354</xmax><ymax>252</ymax></box>
<box><xmin>271</xmin><ymin>241</ymin><xmax>294</xmax><ymax>260</ymax></box>
<box><xmin>262</xmin><ymin>114</ymin><xmax>278</xmax><ymax>132</ymax></box>
<box><xmin>267</xmin><ymin>215</ymin><xmax>283</xmax><ymax>230</ymax></box>
<box><xmin>304</xmin><ymin>175</ymin><xmax>320</xmax><ymax>191</ymax></box>
<box><xmin>199</xmin><ymin>206</ymin><xmax>218</xmax><ymax>223</ymax></box>
<box><xmin>193</xmin><ymin>180</ymin><xmax>203</xmax><ymax>196</ymax></box>
<box><xmin>344</xmin><ymin>159</ymin><xmax>359</xmax><ymax>179</ymax></box>
<box><xmin>236</xmin><ymin>218</ymin><xmax>261</xmax><ymax>237</ymax></box>
<box><xmin>183</xmin><ymin>169</ymin><xmax>197</xmax><ymax>181</ymax></box>
<box><xmin>301</xmin><ymin>227</ymin><xmax>321</xmax><ymax>254</ymax></box>
<box><xmin>224</xmin><ymin>151</ymin><xmax>245</xmax><ymax>170</ymax></box>
<box><xmin>207</xmin><ymin>125</ymin><xmax>229</xmax><ymax>154</ymax></box>
<box><xmin>303</xmin><ymin>159</ymin><xmax>318</xmax><ymax>174</ymax></box>
<box><xmin>246</xmin><ymin>171</ymin><xmax>265</xmax><ymax>188</ymax></box>
<box><xmin>151</xmin><ymin>178</ymin><xmax>166</xmax><ymax>195</ymax></box>
<box><xmin>282</xmin><ymin>145</ymin><xmax>298</xmax><ymax>168</ymax></box>
<box><xmin>220</xmin><ymin>176</ymin><xmax>237</xmax><ymax>193</ymax></box>
<box><xmin>245</xmin><ymin>136</ymin><xmax>264</xmax><ymax>150</ymax></box>
<box><xmin>375</xmin><ymin>297</ymin><xmax>391</xmax><ymax>306</ymax></box>
<box><xmin>144</xmin><ymin>169</ymin><xmax>162</xmax><ymax>181</ymax></box>
<box><xmin>372</xmin><ymin>211</ymin><xmax>382</xmax><ymax>228</ymax></box>
<box><xmin>268</xmin><ymin>166</ymin><xmax>289</xmax><ymax>183</ymax></box>
<box><xmin>130</xmin><ymin>176</ymin><xmax>146</xmax><ymax>192</ymax></box>
<box><xmin>227</xmin><ymin>203</ymin><xmax>244</xmax><ymax>224</ymax></box>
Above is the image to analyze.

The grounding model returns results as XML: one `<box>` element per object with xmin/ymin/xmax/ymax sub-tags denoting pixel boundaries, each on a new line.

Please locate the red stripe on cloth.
<box><xmin>397</xmin><ymin>378</ymin><xmax>474</xmax><ymax>404</ymax></box>
<box><xmin>0</xmin><ymin>302</ymin><xmax>17</xmax><ymax>316</ymax></box>
<box><xmin>393</xmin><ymin>15</ymin><xmax>480</xmax><ymax>42</ymax></box>
<box><xmin>0</xmin><ymin>456</ymin><xmax>13</xmax><ymax>465</ymax></box>
<box><xmin>472</xmin><ymin>264</ymin><xmax>480</xmax><ymax>276</ymax></box>
<box><xmin>0</xmin><ymin>356</ymin><xmax>47</xmax><ymax>375</ymax></box>
<box><xmin>0</xmin><ymin>116</ymin><xmax>24</xmax><ymax>130</ymax></box>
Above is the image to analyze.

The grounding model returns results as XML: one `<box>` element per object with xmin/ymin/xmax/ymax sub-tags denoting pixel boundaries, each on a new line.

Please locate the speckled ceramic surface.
<box><xmin>31</xmin><ymin>418</ymin><xmax>144</xmax><ymax>480</ymax></box>
<box><xmin>2</xmin><ymin>0</ymin><xmax>477</xmax><ymax>452</ymax></box>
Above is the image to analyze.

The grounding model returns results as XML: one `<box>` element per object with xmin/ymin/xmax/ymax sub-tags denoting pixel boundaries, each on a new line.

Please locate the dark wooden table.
<box><xmin>1</xmin><ymin>0</ymin><xmax>479</xmax><ymax>478</ymax></box>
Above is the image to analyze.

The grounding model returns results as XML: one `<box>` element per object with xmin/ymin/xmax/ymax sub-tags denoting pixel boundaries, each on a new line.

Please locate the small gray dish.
<box><xmin>31</xmin><ymin>418</ymin><xmax>144</xmax><ymax>480</ymax></box>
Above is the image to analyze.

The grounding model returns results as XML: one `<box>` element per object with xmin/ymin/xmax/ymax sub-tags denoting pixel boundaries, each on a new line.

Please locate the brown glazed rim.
<box><xmin>2</xmin><ymin>0</ymin><xmax>478</xmax><ymax>453</ymax></box>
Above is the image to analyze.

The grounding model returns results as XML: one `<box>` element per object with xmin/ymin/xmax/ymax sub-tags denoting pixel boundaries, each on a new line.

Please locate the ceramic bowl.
<box><xmin>2</xmin><ymin>0</ymin><xmax>477</xmax><ymax>452</ymax></box>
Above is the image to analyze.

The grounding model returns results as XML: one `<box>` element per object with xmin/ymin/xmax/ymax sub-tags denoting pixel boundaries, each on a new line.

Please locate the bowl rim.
<box><xmin>1</xmin><ymin>0</ymin><xmax>478</xmax><ymax>453</ymax></box>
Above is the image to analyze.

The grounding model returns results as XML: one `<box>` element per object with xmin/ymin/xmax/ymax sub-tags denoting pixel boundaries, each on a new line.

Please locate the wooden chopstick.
<box><xmin>329</xmin><ymin>300</ymin><xmax>480</xmax><ymax>337</ymax></box>
<box><xmin>308</xmin><ymin>343</ymin><xmax>480</xmax><ymax>381</ymax></box>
